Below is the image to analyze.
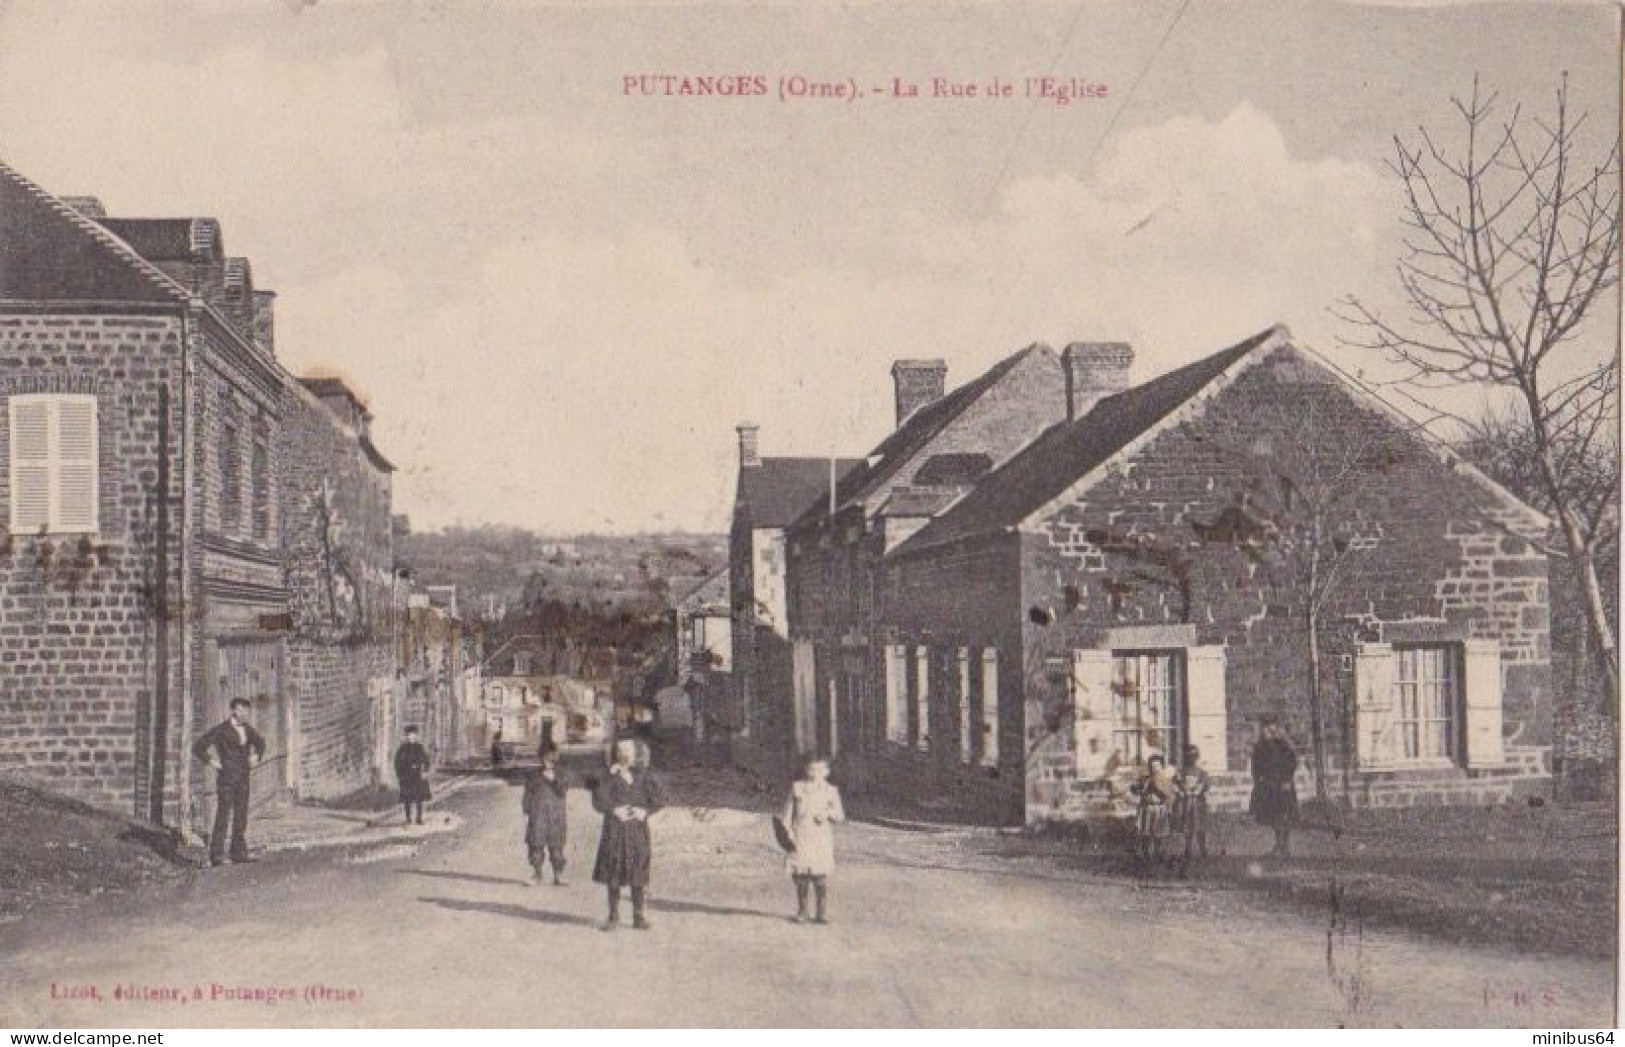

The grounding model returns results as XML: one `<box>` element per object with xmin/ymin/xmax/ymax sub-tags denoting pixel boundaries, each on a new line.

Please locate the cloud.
<box><xmin>0</xmin><ymin>8</ymin><xmax>1407</xmax><ymax>534</ymax></box>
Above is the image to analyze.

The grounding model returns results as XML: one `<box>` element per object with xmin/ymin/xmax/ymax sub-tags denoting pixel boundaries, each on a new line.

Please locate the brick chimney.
<box><xmin>736</xmin><ymin>422</ymin><xmax>761</xmax><ymax>469</ymax></box>
<box><xmin>252</xmin><ymin>290</ymin><xmax>277</xmax><ymax>357</ymax></box>
<box><xmin>1062</xmin><ymin>342</ymin><xmax>1133</xmax><ymax>420</ymax></box>
<box><xmin>891</xmin><ymin>359</ymin><xmax>947</xmax><ymax>428</ymax></box>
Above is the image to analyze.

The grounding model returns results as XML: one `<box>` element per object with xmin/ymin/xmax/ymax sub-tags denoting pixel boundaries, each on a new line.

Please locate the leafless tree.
<box><xmin>1338</xmin><ymin>75</ymin><xmax>1621</xmax><ymax>701</ymax></box>
<box><xmin>1195</xmin><ymin>393</ymin><xmax>1407</xmax><ymax>807</ymax></box>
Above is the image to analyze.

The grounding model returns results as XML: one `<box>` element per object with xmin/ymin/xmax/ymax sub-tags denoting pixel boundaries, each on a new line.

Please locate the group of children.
<box><xmin>517</xmin><ymin>743</ymin><xmax>846</xmax><ymax>927</ymax></box>
<box><xmin>1130</xmin><ymin>743</ymin><xmax>1211</xmax><ymax>873</ymax></box>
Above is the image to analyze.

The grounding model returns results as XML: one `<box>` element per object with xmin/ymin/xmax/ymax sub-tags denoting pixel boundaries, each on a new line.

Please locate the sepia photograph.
<box><xmin>0</xmin><ymin>0</ymin><xmax>1617</xmax><ymax>1032</ymax></box>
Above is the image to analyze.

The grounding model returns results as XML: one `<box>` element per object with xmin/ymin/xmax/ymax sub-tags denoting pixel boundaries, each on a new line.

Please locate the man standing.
<box><xmin>394</xmin><ymin>725</ymin><xmax>432</xmax><ymax>826</ymax></box>
<box><xmin>192</xmin><ymin>697</ymin><xmax>266</xmax><ymax>866</ymax></box>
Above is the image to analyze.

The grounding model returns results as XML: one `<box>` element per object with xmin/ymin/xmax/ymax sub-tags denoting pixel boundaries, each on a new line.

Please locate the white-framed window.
<box><xmin>1110</xmin><ymin>650</ymin><xmax>1185</xmax><ymax>766</ymax></box>
<box><xmin>8</xmin><ymin>393</ymin><xmax>99</xmax><ymax>535</ymax></box>
<box><xmin>1393</xmin><ymin>644</ymin><xmax>1460</xmax><ymax>762</ymax></box>
<box><xmin>912</xmin><ymin>645</ymin><xmax>930</xmax><ymax>751</ymax></box>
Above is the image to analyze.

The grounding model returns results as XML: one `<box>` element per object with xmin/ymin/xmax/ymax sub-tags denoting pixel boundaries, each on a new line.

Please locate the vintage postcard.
<box><xmin>0</xmin><ymin>0</ymin><xmax>1617</xmax><ymax>1032</ymax></box>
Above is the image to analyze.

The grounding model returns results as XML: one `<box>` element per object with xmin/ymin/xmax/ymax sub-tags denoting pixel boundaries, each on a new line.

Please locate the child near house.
<box><xmin>1173</xmin><ymin>744</ymin><xmax>1211</xmax><ymax>872</ymax></box>
<box><xmin>1132</xmin><ymin>753</ymin><xmax>1175</xmax><ymax>872</ymax></box>
<box><xmin>781</xmin><ymin>757</ymin><xmax>845</xmax><ymax>924</ymax></box>
<box><xmin>523</xmin><ymin>746</ymin><xmax>570</xmax><ymax>885</ymax></box>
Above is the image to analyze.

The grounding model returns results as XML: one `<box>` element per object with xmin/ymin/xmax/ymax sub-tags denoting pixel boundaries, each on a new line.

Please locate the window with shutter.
<box><xmin>1109</xmin><ymin>650</ymin><xmax>1185</xmax><ymax>766</ymax></box>
<box><xmin>884</xmin><ymin>644</ymin><xmax>908</xmax><ymax>745</ymax></box>
<box><xmin>1185</xmin><ymin>646</ymin><xmax>1228</xmax><ymax>772</ymax></box>
<box><xmin>251</xmin><ymin>435</ymin><xmax>270</xmax><ymax>542</ymax></box>
<box><xmin>1071</xmin><ymin>649</ymin><xmax>1116</xmax><ymax>778</ymax></box>
<box><xmin>1462</xmin><ymin>639</ymin><xmax>1505</xmax><ymax>769</ymax></box>
<box><xmin>8</xmin><ymin>394</ymin><xmax>98</xmax><ymax>535</ymax></box>
<box><xmin>980</xmin><ymin>648</ymin><xmax>999</xmax><ymax>768</ymax></box>
<box><xmin>219</xmin><ymin>422</ymin><xmax>242</xmax><ymax>535</ymax></box>
<box><xmin>912</xmin><ymin>646</ymin><xmax>930</xmax><ymax>752</ymax></box>
<box><xmin>957</xmin><ymin>647</ymin><xmax>972</xmax><ymax>763</ymax></box>
<box><xmin>1354</xmin><ymin>642</ymin><xmax>1398</xmax><ymax>769</ymax></box>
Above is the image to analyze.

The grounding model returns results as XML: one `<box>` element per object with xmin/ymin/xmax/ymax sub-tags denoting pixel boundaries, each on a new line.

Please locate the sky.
<box><xmin>0</xmin><ymin>0</ymin><xmax>1616</xmax><ymax>534</ymax></box>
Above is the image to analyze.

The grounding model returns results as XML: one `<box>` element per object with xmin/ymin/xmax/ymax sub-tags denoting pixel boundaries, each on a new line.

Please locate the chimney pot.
<box><xmin>252</xmin><ymin>290</ymin><xmax>276</xmax><ymax>357</ymax></box>
<box><xmin>890</xmin><ymin>358</ymin><xmax>948</xmax><ymax>428</ymax></box>
<box><xmin>1062</xmin><ymin>342</ymin><xmax>1134</xmax><ymax>420</ymax></box>
<box><xmin>736</xmin><ymin>422</ymin><xmax>761</xmax><ymax>468</ymax></box>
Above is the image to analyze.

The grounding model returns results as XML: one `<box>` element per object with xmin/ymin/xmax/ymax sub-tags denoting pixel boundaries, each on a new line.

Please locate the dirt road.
<box><xmin>0</xmin><ymin>776</ymin><xmax>1612</xmax><ymax>1027</ymax></box>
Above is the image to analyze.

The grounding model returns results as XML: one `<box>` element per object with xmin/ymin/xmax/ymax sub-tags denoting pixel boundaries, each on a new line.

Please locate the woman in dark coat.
<box><xmin>591</xmin><ymin>738</ymin><xmax>665</xmax><ymax>931</ymax></box>
<box><xmin>1249</xmin><ymin>717</ymin><xmax>1299</xmax><ymax>856</ymax></box>
<box><xmin>394</xmin><ymin>726</ymin><xmax>432</xmax><ymax>825</ymax></box>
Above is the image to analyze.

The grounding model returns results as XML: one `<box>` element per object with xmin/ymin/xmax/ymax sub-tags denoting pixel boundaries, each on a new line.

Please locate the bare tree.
<box><xmin>1195</xmin><ymin>393</ymin><xmax>1407</xmax><ymax>808</ymax></box>
<box><xmin>1338</xmin><ymin>75</ymin><xmax>1621</xmax><ymax>700</ymax></box>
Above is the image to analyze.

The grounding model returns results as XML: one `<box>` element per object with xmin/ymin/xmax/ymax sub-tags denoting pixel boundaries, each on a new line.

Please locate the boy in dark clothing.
<box><xmin>523</xmin><ymin>748</ymin><xmax>570</xmax><ymax>885</ymax></box>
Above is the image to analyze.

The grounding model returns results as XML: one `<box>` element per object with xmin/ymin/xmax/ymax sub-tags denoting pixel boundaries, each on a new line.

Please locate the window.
<box><xmin>884</xmin><ymin>644</ymin><xmax>908</xmax><ymax>745</ymax></box>
<box><xmin>250</xmin><ymin>433</ymin><xmax>270</xmax><ymax>541</ymax></box>
<box><xmin>1110</xmin><ymin>651</ymin><xmax>1185</xmax><ymax>766</ymax></box>
<box><xmin>979</xmin><ymin>649</ymin><xmax>999</xmax><ymax>767</ymax></box>
<box><xmin>957</xmin><ymin>647</ymin><xmax>973</xmax><ymax>763</ymax></box>
<box><xmin>8</xmin><ymin>394</ymin><xmax>98</xmax><ymax>535</ymax></box>
<box><xmin>219</xmin><ymin>422</ymin><xmax>242</xmax><ymax>534</ymax></box>
<box><xmin>912</xmin><ymin>645</ymin><xmax>930</xmax><ymax>751</ymax></box>
<box><xmin>1394</xmin><ymin>644</ymin><xmax>1460</xmax><ymax>762</ymax></box>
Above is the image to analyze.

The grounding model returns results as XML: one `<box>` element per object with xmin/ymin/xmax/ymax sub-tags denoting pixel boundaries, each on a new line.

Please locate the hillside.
<box><xmin>395</xmin><ymin>524</ymin><xmax>726</xmax><ymax>621</ymax></box>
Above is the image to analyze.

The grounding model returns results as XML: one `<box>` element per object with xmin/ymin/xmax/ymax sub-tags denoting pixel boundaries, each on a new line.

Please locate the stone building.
<box><xmin>673</xmin><ymin>568</ymin><xmax>730</xmax><ymax>740</ymax></box>
<box><xmin>771</xmin><ymin>345</ymin><xmax>1070</xmax><ymax>785</ymax></box>
<box><xmin>869</xmin><ymin>325</ymin><xmax>1555</xmax><ymax>824</ymax></box>
<box><xmin>0</xmin><ymin>161</ymin><xmax>400</xmax><ymax>834</ymax></box>
<box><xmin>726</xmin><ymin>422</ymin><xmax>860</xmax><ymax>771</ymax></box>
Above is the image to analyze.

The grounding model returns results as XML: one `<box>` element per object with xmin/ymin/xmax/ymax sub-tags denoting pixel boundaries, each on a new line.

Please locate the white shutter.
<box><xmin>957</xmin><ymin>648</ymin><xmax>972</xmax><ymax>763</ymax></box>
<box><xmin>792</xmin><ymin>641</ymin><xmax>816</xmax><ymax>757</ymax></box>
<box><xmin>980</xmin><ymin>649</ymin><xmax>999</xmax><ymax>767</ymax></box>
<box><xmin>9</xmin><ymin>397</ymin><xmax>51</xmax><ymax>533</ymax></box>
<box><xmin>8</xmin><ymin>394</ymin><xmax>97</xmax><ymax>535</ymax></box>
<box><xmin>1463</xmin><ymin>638</ymin><xmax>1505</xmax><ymax>768</ymax></box>
<box><xmin>1354</xmin><ymin>642</ymin><xmax>1398</xmax><ymax>769</ymax></box>
<box><xmin>913</xmin><ymin>646</ymin><xmax>930</xmax><ymax>752</ymax></box>
<box><xmin>1072</xmin><ymin>649</ymin><xmax>1116</xmax><ymax>778</ymax></box>
<box><xmin>54</xmin><ymin>397</ymin><xmax>97</xmax><ymax>532</ymax></box>
<box><xmin>885</xmin><ymin>645</ymin><xmax>907</xmax><ymax>745</ymax></box>
<box><xmin>1185</xmin><ymin>645</ymin><xmax>1228</xmax><ymax>772</ymax></box>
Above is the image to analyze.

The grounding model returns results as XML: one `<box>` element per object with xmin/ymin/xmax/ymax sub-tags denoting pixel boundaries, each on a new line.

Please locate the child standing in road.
<box><xmin>523</xmin><ymin>747</ymin><xmax>570</xmax><ymax>885</ymax></box>
<box><xmin>781</xmin><ymin>757</ymin><xmax>844</xmax><ymax>925</ymax></box>
<box><xmin>1173</xmin><ymin>744</ymin><xmax>1212</xmax><ymax>872</ymax></box>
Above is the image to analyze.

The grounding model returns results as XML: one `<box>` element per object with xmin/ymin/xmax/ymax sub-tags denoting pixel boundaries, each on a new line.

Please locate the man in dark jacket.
<box><xmin>523</xmin><ymin>747</ymin><xmax>570</xmax><ymax>885</ymax></box>
<box><xmin>192</xmin><ymin>697</ymin><xmax>267</xmax><ymax>866</ymax></box>
<box><xmin>394</xmin><ymin>725</ymin><xmax>432</xmax><ymax>826</ymax></box>
<box><xmin>1248</xmin><ymin>716</ymin><xmax>1300</xmax><ymax>857</ymax></box>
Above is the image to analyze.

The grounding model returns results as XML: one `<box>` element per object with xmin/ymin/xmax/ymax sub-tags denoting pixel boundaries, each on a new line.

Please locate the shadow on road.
<box><xmin>418</xmin><ymin>895</ymin><xmax>598</xmax><ymax>927</ymax></box>
<box><xmin>400</xmin><ymin>868</ymin><xmax>532</xmax><ymax>888</ymax></box>
<box><xmin>647</xmin><ymin>897</ymin><xmax>785</xmax><ymax>921</ymax></box>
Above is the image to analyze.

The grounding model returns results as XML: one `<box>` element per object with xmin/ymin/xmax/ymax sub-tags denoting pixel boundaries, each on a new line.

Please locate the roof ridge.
<box><xmin>0</xmin><ymin>159</ymin><xmax>191</xmax><ymax>304</ymax></box>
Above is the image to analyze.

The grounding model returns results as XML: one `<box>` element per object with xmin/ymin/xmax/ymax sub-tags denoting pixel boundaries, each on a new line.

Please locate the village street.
<box><xmin>0</xmin><ymin>773</ymin><xmax>1613</xmax><ymax>1029</ymax></box>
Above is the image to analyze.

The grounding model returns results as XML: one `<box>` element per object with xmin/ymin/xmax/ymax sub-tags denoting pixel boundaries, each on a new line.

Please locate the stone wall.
<box><xmin>279</xmin><ymin>380</ymin><xmax>394</xmax><ymax>799</ymax></box>
<box><xmin>1021</xmin><ymin>345</ymin><xmax>1554</xmax><ymax>822</ymax></box>
<box><xmin>0</xmin><ymin>314</ymin><xmax>187</xmax><ymax>819</ymax></box>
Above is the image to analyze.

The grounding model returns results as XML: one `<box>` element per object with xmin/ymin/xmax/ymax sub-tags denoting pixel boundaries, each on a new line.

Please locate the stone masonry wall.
<box><xmin>1020</xmin><ymin>345</ymin><xmax>1554</xmax><ymax>822</ymax></box>
<box><xmin>279</xmin><ymin>381</ymin><xmax>394</xmax><ymax>799</ymax></box>
<box><xmin>0</xmin><ymin>313</ymin><xmax>187</xmax><ymax>820</ymax></box>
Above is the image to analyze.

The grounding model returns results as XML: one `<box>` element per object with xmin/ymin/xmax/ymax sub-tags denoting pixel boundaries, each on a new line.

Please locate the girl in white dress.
<box><xmin>781</xmin><ymin>757</ymin><xmax>845</xmax><ymax>924</ymax></box>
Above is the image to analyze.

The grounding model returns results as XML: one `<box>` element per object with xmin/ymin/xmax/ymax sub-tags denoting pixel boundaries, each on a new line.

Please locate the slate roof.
<box><xmin>795</xmin><ymin>344</ymin><xmax>1049</xmax><ymax>529</ymax></box>
<box><xmin>677</xmin><ymin>569</ymin><xmax>730</xmax><ymax>613</ymax></box>
<box><xmin>98</xmin><ymin>218</ymin><xmax>222</xmax><ymax>262</ymax></box>
<box><xmin>0</xmin><ymin>161</ymin><xmax>188</xmax><ymax>304</ymax></box>
<box><xmin>896</xmin><ymin>327</ymin><xmax>1283</xmax><ymax>556</ymax></box>
<box><xmin>738</xmin><ymin>458</ymin><xmax>864</xmax><ymax>528</ymax></box>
